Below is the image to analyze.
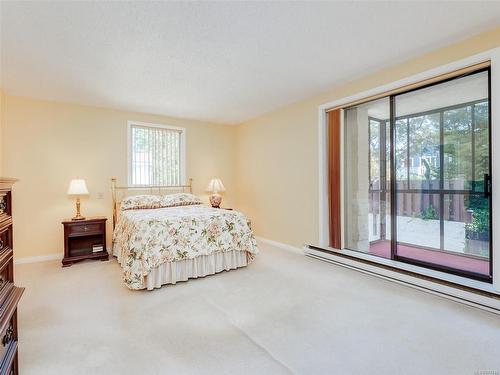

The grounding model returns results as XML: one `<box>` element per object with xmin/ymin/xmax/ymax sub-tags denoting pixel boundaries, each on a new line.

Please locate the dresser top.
<box><xmin>0</xmin><ymin>178</ymin><xmax>18</xmax><ymax>190</ymax></box>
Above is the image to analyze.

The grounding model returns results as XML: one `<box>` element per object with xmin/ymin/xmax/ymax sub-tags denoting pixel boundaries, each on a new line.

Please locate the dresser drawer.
<box><xmin>0</xmin><ymin>244</ymin><xmax>12</xmax><ymax>288</ymax></box>
<box><xmin>0</xmin><ymin>230</ymin><xmax>10</xmax><ymax>254</ymax></box>
<box><xmin>0</xmin><ymin>340</ymin><xmax>17</xmax><ymax>375</ymax></box>
<box><xmin>67</xmin><ymin>222</ymin><xmax>103</xmax><ymax>236</ymax></box>
<box><xmin>0</xmin><ymin>265</ymin><xmax>9</xmax><ymax>292</ymax></box>
<box><xmin>0</xmin><ymin>194</ymin><xmax>9</xmax><ymax>217</ymax></box>
<box><xmin>0</xmin><ymin>315</ymin><xmax>16</xmax><ymax>366</ymax></box>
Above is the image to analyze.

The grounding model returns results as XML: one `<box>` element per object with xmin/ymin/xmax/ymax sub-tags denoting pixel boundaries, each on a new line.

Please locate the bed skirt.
<box><xmin>113</xmin><ymin>243</ymin><xmax>249</xmax><ymax>290</ymax></box>
<box><xmin>144</xmin><ymin>250</ymin><xmax>248</xmax><ymax>290</ymax></box>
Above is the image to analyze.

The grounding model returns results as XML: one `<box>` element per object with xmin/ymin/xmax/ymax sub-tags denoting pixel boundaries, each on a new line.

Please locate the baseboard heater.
<box><xmin>305</xmin><ymin>245</ymin><xmax>500</xmax><ymax>315</ymax></box>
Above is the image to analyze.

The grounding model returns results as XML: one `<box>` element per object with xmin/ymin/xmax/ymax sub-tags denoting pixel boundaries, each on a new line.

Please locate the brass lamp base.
<box><xmin>72</xmin><ymin>197</ymin><xmax>86</xmax><ymax>220</ymax></box>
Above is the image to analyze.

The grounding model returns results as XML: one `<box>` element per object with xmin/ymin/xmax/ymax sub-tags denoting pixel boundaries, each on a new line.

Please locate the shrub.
<box><xmin>465</xmin><ymin>208</ymin><xmax>489</xmax><ymax>234</ymax></box>
<box><xmin>420</xmin><ymin>203</ymin><xmax>439</xmax><ymax>220</ymax></box>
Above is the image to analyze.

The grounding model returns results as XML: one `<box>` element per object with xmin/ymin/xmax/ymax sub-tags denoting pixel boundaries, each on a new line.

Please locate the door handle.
<box><xmin>484</xmin><ymin>173</ymin><xmax>491</xmax><ymax>198</ymax></box>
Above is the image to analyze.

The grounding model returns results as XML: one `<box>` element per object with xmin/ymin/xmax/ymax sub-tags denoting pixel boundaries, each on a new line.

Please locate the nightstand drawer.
<box><xmin>67</xmin><ymin>223</ymin><xmax>103</xmax><ymax>236</ymax></box>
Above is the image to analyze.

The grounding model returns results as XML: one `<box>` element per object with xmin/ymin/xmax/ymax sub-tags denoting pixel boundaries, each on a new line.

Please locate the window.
<box><xmin>128</xmin><ymin>121</ymin><xmax>186</xmax><ymax>186</ymax></box>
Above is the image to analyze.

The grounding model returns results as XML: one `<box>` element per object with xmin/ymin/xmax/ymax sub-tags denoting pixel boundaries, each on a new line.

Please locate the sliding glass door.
<box><xmin>344</xmin><ymin>68</ymin><xmax>492</xmax><ymax>281</ymax></box>
<box><xmin>392</xmin><ymin>69</ymin><xmax>491</xmax><ymax>280</ymax></box>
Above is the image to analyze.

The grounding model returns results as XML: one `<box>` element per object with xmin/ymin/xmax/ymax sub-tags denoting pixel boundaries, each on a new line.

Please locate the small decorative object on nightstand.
<box><xmin>62</xmin><ymin>216</ymin><xmax>108</xmax><ymax>267</ymax></box>
<box><xmin>206</xmin><ymin>177</ymin><xmax>226</xmax><ymax>208</ymax></box>
<box><xmin>67</xmin><ymin>179</ymin><xmax>89</xmax><ymax>220</ymax></box>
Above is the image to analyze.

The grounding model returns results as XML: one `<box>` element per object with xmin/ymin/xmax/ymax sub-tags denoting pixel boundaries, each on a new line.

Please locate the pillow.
<box><xmin>161</xmin><ymin>193</ymin><xmax>202</xmax><ymax>208</ymax></box>
<box><xmin>120</xmin><ymin>195</ymin><xmax>162</xmax><ymax>210</ymax></box>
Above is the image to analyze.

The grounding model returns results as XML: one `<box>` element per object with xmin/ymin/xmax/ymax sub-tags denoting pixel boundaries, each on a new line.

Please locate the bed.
<box><xmin>111</xmin><ymin>178</ymin><xmax>259</xmax><ymax>290</ymax></box>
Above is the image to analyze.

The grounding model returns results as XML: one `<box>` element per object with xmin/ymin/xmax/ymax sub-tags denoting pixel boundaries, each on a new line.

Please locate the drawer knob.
<box><xmin>2</xmin><ymin>326</ymin><xmax>13</xmax><ymax>347</ymax></box>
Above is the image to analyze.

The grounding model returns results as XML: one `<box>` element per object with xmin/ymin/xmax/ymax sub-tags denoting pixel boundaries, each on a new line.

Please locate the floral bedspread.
<box><xmin>113</xmin><ymin>205</ymin><xmax>259</xmax><ymax>289</ymax></box>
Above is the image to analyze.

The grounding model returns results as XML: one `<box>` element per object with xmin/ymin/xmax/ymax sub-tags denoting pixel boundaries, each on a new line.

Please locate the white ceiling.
<box><xmin>1</xmin><ymin>2</ymin><xmax>500</xmax><ymax>125</ymax></box>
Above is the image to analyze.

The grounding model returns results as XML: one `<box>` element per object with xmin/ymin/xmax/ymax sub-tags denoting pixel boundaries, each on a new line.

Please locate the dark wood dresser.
<box><xmin>0</xmin><ymin>178</ymin><xmax>24</xmax><ymax>375</ymax></box>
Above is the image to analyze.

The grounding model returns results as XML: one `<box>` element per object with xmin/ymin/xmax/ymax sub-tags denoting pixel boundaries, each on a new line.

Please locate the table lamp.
<box><xmin>67</xmin><ymin>179</ymin><xmax>89</xmax><ymax>220</ymax></box>
<box><xmin>206</xmin><ymin>178</ymin><xmax>225</xmax><ymax>208</ymax></box>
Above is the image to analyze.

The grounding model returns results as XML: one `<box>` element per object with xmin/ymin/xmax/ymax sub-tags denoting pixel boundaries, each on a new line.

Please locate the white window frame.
<box><xmin>127</xmin><ymin>120</ymin><xmax>186</xmax><ymax>187</ymax></box>
<box><xmin>316</xmin><ymin>47</ymin><xmax>500</xmax><ymax>296</ymax></box>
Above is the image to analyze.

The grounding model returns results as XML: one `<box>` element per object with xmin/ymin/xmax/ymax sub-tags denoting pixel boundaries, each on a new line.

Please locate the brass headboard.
<box><xmin>111</xmin><ymin>178</ymin><xmax>193</xmax><ymax>229</ymax></box>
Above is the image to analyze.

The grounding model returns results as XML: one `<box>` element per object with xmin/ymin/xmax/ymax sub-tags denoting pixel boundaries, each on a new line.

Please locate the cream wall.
<box><xmin>2</xmin><ymin>96</ymin><xmax>236</xmax><ymax>259</ymax></box>
<box><xmin>235</xmin><ymin>26</ymin><xmax>500</xmax><ymax>248</ymax></box>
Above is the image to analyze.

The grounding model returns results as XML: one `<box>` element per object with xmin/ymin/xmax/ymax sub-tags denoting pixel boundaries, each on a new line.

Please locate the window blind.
<box><xmin>130</xmin><ymin>124</ymin><xmax>182</xmax><ymax>186</ymax></box>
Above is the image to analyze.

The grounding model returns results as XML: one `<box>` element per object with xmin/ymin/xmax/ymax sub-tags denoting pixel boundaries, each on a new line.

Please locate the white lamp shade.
<box><xmin>206</xmin><ymin>178</ymin><xmax>226</xmax><ymax>193</ymax></box>
<box><xmin>67</xmin><ymin>179</ymin><xmax>89</xmax><ymax>196</ymax></box>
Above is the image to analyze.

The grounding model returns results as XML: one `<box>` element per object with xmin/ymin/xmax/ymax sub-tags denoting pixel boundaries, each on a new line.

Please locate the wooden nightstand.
<box><xmin>62</xmin><ymin>216</ymin><xmax>108</xmax><ymax>267</ymax></box>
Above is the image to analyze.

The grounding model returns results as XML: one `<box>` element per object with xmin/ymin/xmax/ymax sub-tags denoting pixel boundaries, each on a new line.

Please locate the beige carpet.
<box><xmin>16</xmin><ymin>242</ymin><xmax>500</xmax><ymax>375</ymax></box>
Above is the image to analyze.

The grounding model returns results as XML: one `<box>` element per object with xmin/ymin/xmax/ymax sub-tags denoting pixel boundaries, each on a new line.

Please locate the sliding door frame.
<box><xmin>317</xmin><ymin>46</ymin><xmax>500</xmax><ymax>292</ymax></box>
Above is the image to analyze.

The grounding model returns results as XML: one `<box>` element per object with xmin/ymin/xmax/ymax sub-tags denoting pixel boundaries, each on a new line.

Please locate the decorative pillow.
<box><xmin>160</xmin><ymin>193</ymin><xmax>202</xmax><ymax>208</ymax></box>
<box><xmin>120</xmin><ymin>195</ymin><xmax>162</xmax><ymax>210</ymax></box>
